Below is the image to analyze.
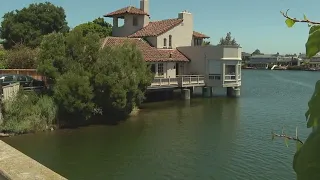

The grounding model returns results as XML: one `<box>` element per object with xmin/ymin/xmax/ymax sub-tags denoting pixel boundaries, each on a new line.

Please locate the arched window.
<box><xmin>164</xmin><ymin>38</ymin><xmax>167</xmax><ymax>46</ymax></box>
<box><xmin>169</xmin><ymin>35</ymin><xmax>172</xmax><ymax>47</ymax></box>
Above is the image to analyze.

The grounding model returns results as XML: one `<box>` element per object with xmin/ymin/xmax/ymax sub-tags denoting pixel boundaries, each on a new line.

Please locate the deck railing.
<box><xmin>150</xmin><ymin>75</ymin><xmax>205</xmax><ymax>87</ymax></box>
<box><xmin>223</xmin><ymin>74</ymin><xmax>241</xmax><ymax>87</ymax></box>
<box><xmin>151</xmin><ymin>77</ymin><xmax>178</xmax><ymax>86</ymax></box>
<box><xmin>176</xmin><ymin>75</ymin><xmax>205</xmax><ymax>86</ymax></box>
<box><xmin>224</xmin><ymin>74</ymin><xmax>236</xmax><ymax>81</ymax></box>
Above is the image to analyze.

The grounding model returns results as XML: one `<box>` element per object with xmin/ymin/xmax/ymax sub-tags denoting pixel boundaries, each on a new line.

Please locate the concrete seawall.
<box><xmin>0</xmin><ymin>140</ymin><xmax>66</xmax><ymax>180</ymax></box>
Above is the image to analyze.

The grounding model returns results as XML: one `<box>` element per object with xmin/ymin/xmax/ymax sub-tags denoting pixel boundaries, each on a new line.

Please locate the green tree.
<box><xmin>73</xmin><ymin>17</ymin><xmax>112</xmax><ymax>38</ymax></box>
<box><xmin>218</xmin><ymin>32</ymin><xmax>239</xmax><ymax>46</ymax></box>
<box><xmin>252</xmin><ymin>49</ymin><xmax>263</xmax><ymax>55</ymax></box>
<box><xmin>38</xmin><ymin>29</ymin><xmax>153</xmax><ymax>123</ymax></box>
<box><xmin>202</xmin><ymin>41</ymin><xmax>211</xmax><ymax>46</ymax></box>
<box><xmin>65</xmin><ymin>29</ymin><xmax>101</xmax><ymax>70</ymax></box>
<box><xmin>92</xmin><ymin>42</ymin><xmax>153</xmax><ymax>118</ymax></box>
<box><xmin>93</xmin><ymin>17</ymin><xmax>112</xmax><ymax>29</ymax></box>
<box><xmin>0</xmin><ymin>2</ymin><xmax>69</xmax><ymax>49</ymax></box>
<box><xmin>273</xmin><ymin>10</ymin><xmax>320</xmax><ymax>180</ymax></box>
<box><xmin>38</xmin><ymin>30</ymin><xmax>99</xmax><ymax>121</ymax></box>
<box><xmin>37</xmin><ymin>33</ymin><xmax>67</xmax><ymax>81</ymax></box>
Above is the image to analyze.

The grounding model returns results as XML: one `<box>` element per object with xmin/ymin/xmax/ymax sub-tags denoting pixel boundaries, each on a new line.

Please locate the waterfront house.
<box><xmin>247</xmin><ymin>53</ymin><xmax>301</xmax><ymax>68</ymax></box>
<box><xmin>299</xmin><ymin>54</ymin><xmax>320</xmax><ymax>68</ymax></box>
<box><xmin>279</xmin><ymin>56</ymin><xmax>302</xmax><ymax>66</ymax></box>
<box><xmin>102</xmin><ymin>0</ymin><xmax>242</xmax><ymax>96</ymax></box>
<box><xmin>247</xmin><ymin>54</ymin><xmax>279</xmax><ymax>69</ymax></box>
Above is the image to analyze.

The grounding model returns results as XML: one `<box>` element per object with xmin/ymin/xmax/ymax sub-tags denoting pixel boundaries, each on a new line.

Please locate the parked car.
<box><xmin>0</xmin><ymin>74</ymin><xmax>46</xmax><ymax>91</ymax></box>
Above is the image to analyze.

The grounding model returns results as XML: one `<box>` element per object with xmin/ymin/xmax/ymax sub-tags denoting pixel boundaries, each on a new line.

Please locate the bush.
<box><xmin>53</xmin><ymin>66</ymin><xmax>95</xmax><ymax>122</ymax></box>
<box><xmin>92</xmin><ymin>43</ymin><xmax>153</xmax><ymax>118</ymax></box>
<box><xmin>0</xmin><ymin>49</ymin><xmax>7</xmax><ymax>68</ymax></box>
<box><xmin>0</xmin><ymin>91</ymin><xmax>57</xmax><ymax>134</ymax></box>
<box><xmin>5</xmin><ymin>45</ymin><xmax>38</xmax><ymax>69</ymax></box>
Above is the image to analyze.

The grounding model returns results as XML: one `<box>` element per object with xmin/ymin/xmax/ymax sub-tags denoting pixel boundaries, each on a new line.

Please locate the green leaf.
<box><xmin>305</xmin><ymin>109</ymin><xmax>310</xmax><ymax>121</ymax></box>
<box><xmin>307</xmin><ymin>117</ymin><xmax>316</xmax><ymax>128</ymax></box>
<box><xmin>309</xmin><ymin>25</ymin><xmax>320</xmax><ymax>35</ymax></box>
<box><xmin>285</xmin><ymin>137</ymin><xmax>289</xmax><ymax>147</ymax></box>
<box><xmin>285</xmin><ymin>19</ymin><xmax>295</xmax><ymax>28</ymax></box>
<box><xmin>304</xmin><ymin>14</ymin><xmax>308</xmax><ymax>21</ymax></box>
<box><xmin>296</xmin><ymin>141</ymin><xmax>302</xmax><ymax>151</ymax></box>
<box><xmin>314</xmin><ymin>118</ymin><xmax>318</xmax><ymax>127</ymax></box>
<box><xmin>306</xmin><ymin>27</ymin><xmax>320</xmax><ymax>58</ymax></box>
<box><xmin>306</xmin><ymin>80</ymin><xmax>320</xmax><ymax>128</ymax></box>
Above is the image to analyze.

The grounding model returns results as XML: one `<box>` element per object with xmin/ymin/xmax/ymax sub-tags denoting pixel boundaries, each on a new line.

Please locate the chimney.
<box><xmin>178</xmin><ymin>10</ymin><xmax>193</xmax><ymax>42</ymax></box>
<box><xmin>140</xmin><ymin>0</ymin><xmax>149</xmax><ymax>14</ymax></box>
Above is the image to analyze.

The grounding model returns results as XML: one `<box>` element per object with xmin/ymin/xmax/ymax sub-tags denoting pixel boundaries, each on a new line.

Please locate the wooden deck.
<box><xmin>148</xmin><ymin>75</ymin><xmax>205</xmax><ymax>89</ymax></box>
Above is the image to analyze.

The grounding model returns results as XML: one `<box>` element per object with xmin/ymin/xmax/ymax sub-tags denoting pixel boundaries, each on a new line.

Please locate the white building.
<box><xmin>102</xmin><ymin>0</ymin><xmax>242</xmax><ymax>97</ymax></box>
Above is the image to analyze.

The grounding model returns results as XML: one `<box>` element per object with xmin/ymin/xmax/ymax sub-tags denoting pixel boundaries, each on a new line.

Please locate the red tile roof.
<box><xmin>101</xmin><ymin>37</ymin><xmax>189</xmax><ymax>62</ymax></box>
<box><xmin>104</xmin><ymin>6</ymin><xmax>149</xmax><ymax>17</ymax></box>
<box><xmin>193</xmin><ymin>31</ymin><xmax>210</xmax><ymax>38</ymax></box>
<box><xmin>128</xmin><ymin>18</ymin><xmax>183</xmax><ymax>37</ymax></box>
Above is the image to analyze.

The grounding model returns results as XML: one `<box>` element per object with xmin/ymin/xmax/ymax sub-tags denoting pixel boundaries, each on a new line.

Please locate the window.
<box><xmin>225</xmin><ymin>65</ymin><xmax>236</xmax><ymax>75</ymax></box>
<box><xmin>194</xmin><ymin>38</ymin><xmax>203</xmax><ymax>46</ymax></box>
<box><xmin>163</xmin><ymin>38</ymin><xmax>167</xmax><ymax>47</ymax></box>
<box><xmin>157</xmin><ymin>63</ymin><xmax>164</xmax><ymax>76</ymax></box>
<box><xmin>25</xmin><ymin>76</ymin><xmax>33</xmax><ymax>81</ymax></box>
<box><xmin>3</xmin><ymin>76</ymin><xmax>13</xmax><ymax>82</ymax></box>
<box><xmin>169</xmin><ymin>35</ymin><xmax>172</xmax><ymax>47</ymax></box>
<box><xmin>209</xmin><ymin>74</ymin><xmax>221</xmax><ymax>80</ymax></box>
<box><xmin>150</xmin><ymin>64</ymin><xmax>156</xmax><ymax>73</ymax></box>
<box><xmin>17</xmin><ymin>75</ymin><xmax>26</xmax><ymax>81</ymax></box>
<box><xmin>117</xmin><ymin>18</ymin><xmax>124</xmax><ymax>27</ymax></box>
<box><xmin>133</xmin><ymin>16</ymin><xmax>138</xmax><ymax>26</ymax></box>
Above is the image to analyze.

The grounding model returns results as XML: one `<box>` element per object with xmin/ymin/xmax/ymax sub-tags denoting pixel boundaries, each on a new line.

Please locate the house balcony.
<box><xmin>222</xmin><ymin>74</ymin><xmax>241</xmax><ymax>87</ymax></box>
<box><xmin>148</xmin><ymin>75</ymin><xmax>205</xmax><ymax>89</ymax></box>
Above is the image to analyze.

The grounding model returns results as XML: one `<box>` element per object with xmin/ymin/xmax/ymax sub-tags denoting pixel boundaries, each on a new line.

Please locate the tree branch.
<box><xmin>272</xmin><ymin>133</ymin><xmax>304</xmax><ymax>144</ymax></box>
<box><xmin>280</xmin><ymin>9</ymin><xmax>320</xmax><ymax>25</ymax></box>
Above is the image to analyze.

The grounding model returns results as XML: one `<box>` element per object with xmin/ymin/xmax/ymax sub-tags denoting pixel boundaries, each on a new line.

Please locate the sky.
<box><xmin>0</xmin><ymin>0</ymin><xmax>318</xmax><ymax>54</ymax></box>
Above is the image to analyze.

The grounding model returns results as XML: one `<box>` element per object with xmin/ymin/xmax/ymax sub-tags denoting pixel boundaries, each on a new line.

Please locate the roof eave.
<box><xmin>104</xmin><ymin>12</ymin><xmax>149</xmax><ymax>18</ymax></box>
<box><xmin>193</xmin><ymin>35</ymin><xmax>210</xmax><ymax>39</ymax></box>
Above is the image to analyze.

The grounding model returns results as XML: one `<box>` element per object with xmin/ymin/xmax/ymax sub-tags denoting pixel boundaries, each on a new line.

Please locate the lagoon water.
<box><xmin>2</xmin><ymin>70</ymin><xmax>318</xmax><ymax>180</ymax></box>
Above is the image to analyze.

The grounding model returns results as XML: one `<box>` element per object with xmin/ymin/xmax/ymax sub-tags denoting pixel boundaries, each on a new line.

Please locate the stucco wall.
<box><xmin>156</xmin><ymin>12</ymin><xmax>193</xmax><ymax>49</ymax></box>
<box><xmin>223</xmin><ymin>46</ymin><xmax>242</xmax><ymax>60</ymax></box>
<box><xmin>150</xmin><ymin>62</ymin><xmax>177</xmax><ymax>78</ymax></box>
<box><xmin>112</xmin><ymin>14</ymin><xmax>146</xmax><ymax>37</ymax></box>
<box><xmin>177</xmin><ymin>45</ymin><xmax>242</xmax><ymax>75</ymax></box>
